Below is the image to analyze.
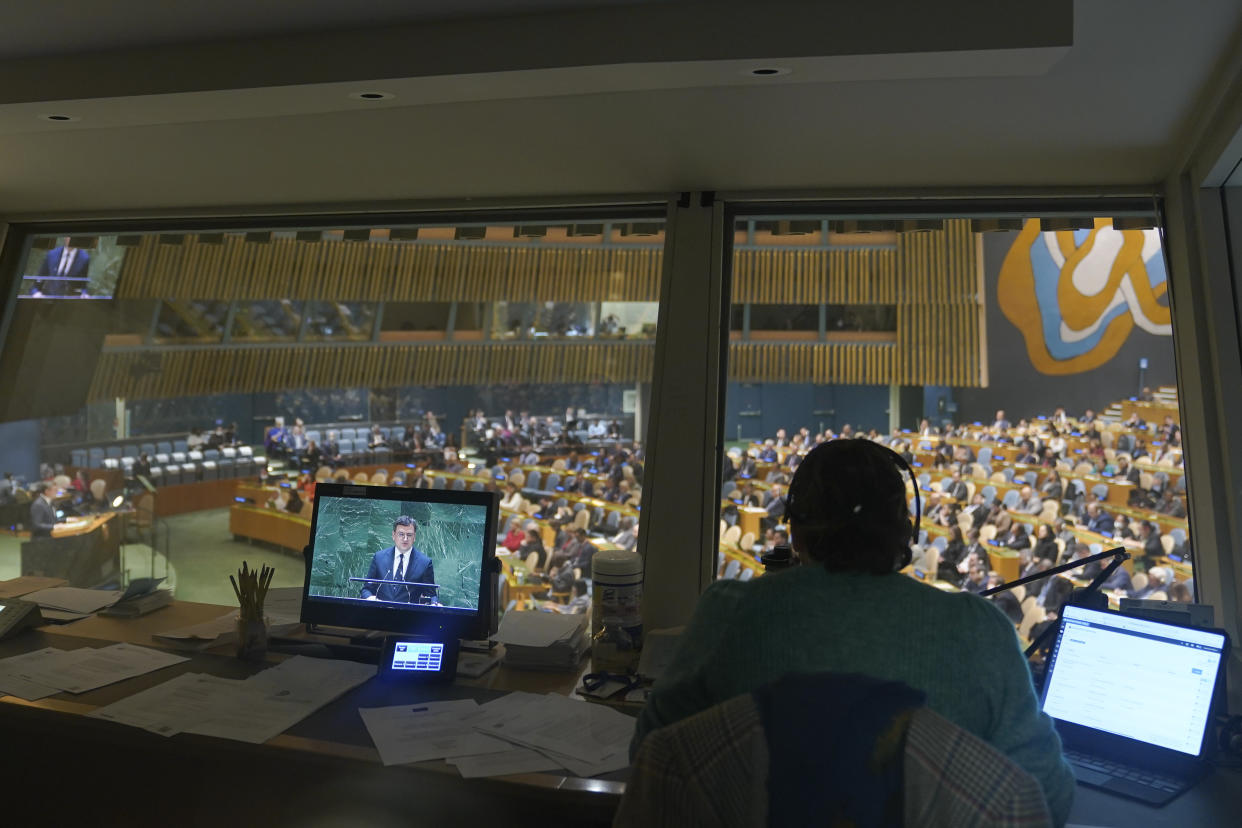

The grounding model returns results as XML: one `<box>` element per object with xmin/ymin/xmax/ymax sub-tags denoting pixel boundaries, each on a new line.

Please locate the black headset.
<box><xmin>785</xmin><ymin>438</ymin><xmax>922</xmax><ymax>554</ymax></box>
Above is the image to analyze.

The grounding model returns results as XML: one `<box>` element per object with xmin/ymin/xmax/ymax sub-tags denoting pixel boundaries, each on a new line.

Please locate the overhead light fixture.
<box><xmin>1039</xmin><ymin>217</ymin><xmax>1095</xmax><ymax>232</ymax></box>
<box><xmin>343</xmin><ymin>228</ymin><xmax>372</xmax><ymax>242</ymax></box>
<box><xmin>618</xmin><ymin>223</ymin><xmax>662</xmax><ymax>237</ymax></box>
<box><xmin>454</xmin><ymin>226</ymin><xmax>487</xmax><ymax>240</ymax></box>
<box><xmin>568</xmin><ymin>224</ymin><xmax>603</xmax><ymax>237</ymax></box>
<box><xmin>158</xmin><ymin>234</ymin><xmax>186</xmax><ymax>245</ymax></box>
<box><xmin>244</xmin><ymin>231</ymin><xmax>273</xmax><ymax>244</ymax></box>
<box><xmin>514</xmin><ymin>225</ymin><xmax>547</xmax><ymax>239</ymax></box>
<box><xmin>771</xmin><ymin>220</ymin><xmax>820</xmax><ymax>236</ymax></box>
<box><xmin>111</xmin><ymin>493</ymin><xmax>126</xmax><ymax>509</ymax></box>
<box><xmin>743</xmin><ymin>67</ymin><xmax>792</xmax><ymax>77</ymax></box>
<box><xmin>197</xmin><ymin>233</ymin><xmax>226</xmax><ymax>244</ymax></box>
<box><xmin>969</xmin><ymin>219</ymin><xmax>1027</xmax><ymax>233</ymax></box>
<box><xmin>349</xmin><ymin>91</ymin><xmax>395</xmax><ymax>101</ymax></box>
<box><xmin>42</xmin><ymin>114</ymin><xmax>79</xmax><ymax>122</ymax></box>
<box><xmin>830</xmin><ymin>220</ymin><xmax>896</xmax><ymax>233</ymax></box>
<box><xmin>295</xmin><ymin>231</ymin><xmax>323</xmax><ymax>243</ymax></box>
<box><xmin>389</xmin><ymin>228</ymin><xmax>421</xmax><ymax>241</ymax></box>
<box><xmin>1112</xmin><ymin>216</ymin><xmax>1157</xmax><ymax>230</ymax></box>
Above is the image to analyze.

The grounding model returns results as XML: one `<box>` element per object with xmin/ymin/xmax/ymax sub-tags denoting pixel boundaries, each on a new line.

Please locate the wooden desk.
<box><xmin>737</xmin><ymin>506</ymin><xmax>767</xmax><ymax>540</ymax></box>
<box><xmin>229</xmin><ymin>504</ymin><xmax>311</xmax><ymax>554</ymax></box>
<box><xmin>0</xmin><ymin>618</ymin><xmax>623</xmax><ymax>827</ymax></box>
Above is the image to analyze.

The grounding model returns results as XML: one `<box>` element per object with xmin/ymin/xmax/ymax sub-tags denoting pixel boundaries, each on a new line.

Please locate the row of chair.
<box><xmin>112</xmin><ymin>446</ymin><xmax>266</xmax><ymax>485</ymax></box>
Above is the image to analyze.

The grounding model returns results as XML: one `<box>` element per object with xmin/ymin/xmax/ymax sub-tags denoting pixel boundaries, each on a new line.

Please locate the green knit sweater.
<box><xmin>633</xmin><ymin>565</ymin><xmax>1075</xmax><ymax>826</ymax></box>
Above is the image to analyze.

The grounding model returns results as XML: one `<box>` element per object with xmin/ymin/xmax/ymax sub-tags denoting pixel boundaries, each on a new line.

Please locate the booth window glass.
<box><xmin>718</xmin><ymin>214</ymin><xmax>1192</xmax><ymax>613</ymax></box>
<box><xmin>0</xmin><ymin>217</ymin><xmax>665</xmax><ymax>611</ymax></box>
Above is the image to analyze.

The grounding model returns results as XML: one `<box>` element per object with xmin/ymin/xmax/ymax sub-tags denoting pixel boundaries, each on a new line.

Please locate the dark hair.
<box><xmin>785</xmin><ymin>439</ymin><xmax>914</xmax><ymax>574</ymax></box>
<box><xmin>393</xmin><ymin>515</ymin><xmax>417</xmax><ymax>531</ymax></box>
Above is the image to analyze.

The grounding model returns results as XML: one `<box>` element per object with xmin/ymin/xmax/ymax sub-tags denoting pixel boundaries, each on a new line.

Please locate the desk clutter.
<box><xmin>361</xmin><ymin>691</ymin><xmax>632</xmax><ymax>778</ymax></box>
<box><xmin>494</xmin><ymin>610</ymin><xmax>589</xmax><ymax>671</ymax></box>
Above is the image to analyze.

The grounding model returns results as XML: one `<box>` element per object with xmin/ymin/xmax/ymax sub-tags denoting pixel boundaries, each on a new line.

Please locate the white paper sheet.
<box><xmin>359</xmin><ymin>700</ymin><xmax>511</xmax><ymax>766</ymax></box>
<box><xmin>448</xmin><ymin>746</ymin><xmax>564</xmax><ymax>778</ymax></box>
<box><xmin>8</xmin><ymin>643</ymin><xmax>187</xmax><ymax>694</ymax></box>
<box><xmin>0</xmin><ymin>647</ymin><xmax>64</xmax><ymax>700</ymax></box>
<box><xmin>493</xmin><ymin>611</ymin><xmax>585</xmax><ymax>648</ymax></box>
<box><xmin>473</xmin><ymin>693</ymin><xmax>635</xmax><ymax>764</ymax></box>
<box><xmin>87</xmin><ymin>673</ymin><xmax>244</xmax><ymax>735</ymax></box>
<box><xmin>183</xmin><ymin>656</ymin><xmax>374</xmax><ymax>744</ymax></box>
<box><xmin>22</xmin><ymin>587</ymin><xmax>122</xmax><ymax>614</ymax></box>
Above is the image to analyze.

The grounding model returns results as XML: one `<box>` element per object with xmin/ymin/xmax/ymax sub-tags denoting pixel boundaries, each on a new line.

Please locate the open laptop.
<box><xmin>1039</xmin><ymin>604</ymin><xmax>1229</xmax><ymax>806</ymax></box>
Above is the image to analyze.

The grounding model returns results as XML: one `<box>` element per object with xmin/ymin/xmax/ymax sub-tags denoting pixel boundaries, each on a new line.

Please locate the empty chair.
<box><xmin>1001</xmin><ymin>468</ymin><xmax>1015</xmax><ymax>483</ymax></box>
<box><xmin>592</xmin><ymin>505</ymin><xmax>605</xmax><ymax>527</ymax></box>
<box><xmin>200</xmin><ymin>460</ymin><xmax>219</xmax><ymax>480</ymax></box>
<box><xmin>544</xmin><ymin>473</ymin><xmax>560</xmax><ymax>491</ymax></box>
<box><xmin>431</xmin><ymin>476</ymin><xmax>447</xmax><ymax>490</ymax></box>
<box><xmin>70</xmin><ymin>449</ymin><xmax>88</xmax><ymax>468</ymax></box>
<box><xmin>470</xmin><ymin>481</ymin><xmax>485</xmax><ymax>492</ymax></box>
<box><xmin>1170</xmin><ymin>527</ymin><xmax>1186</xmax><ymax>547</ymax></box>
<box><xmin>173</xmin><ymin>440</ymin><xmax>187</xmax><ymax>453</ymax></box>
<box><xmin>88</xmin><ymin>448</ymin><xmax>105</xmax><ymax>467</ymax></box>
<box><xmin>1129</xmin><ymin>572</ymin><xmax>1149</xmax><ymax>594</ymax></box>
<box><xmin>306</xmin><ymin>430</ymin><xmax>321</xmax><ymax>444</ymax></box>
<box><xmin>162</xmin><ymin>465</ymin><xmax>182</xmax><ymax>485</ymax></box>
<box><xmin>338</xmin><ymin>439</ymin><xmax>355</xmax><ymax>457</ymax></box>
<box><xmin>931</xmin><ymin>535</ymin><xmax>948</xmax><ymax>552</ymax></box>
<box><xmin>723</xmin><ymin>559</ymin><xmax>741</xmax><ymax>580</ymax></box>
<box><xmin>917</xmin><ymin>472</ymin><xmax>931</xmax><ymax>490</ymax></box>
<box><xmin>1160</xmin><ymin>535</ymin><xmax>1176</xmax><ymax>555</ymax></box>
<box><xmin>1091</xmin><ymin>483</ymin><xmax>1110</xmax><ymax>501</ymax></box>
<box><xmin>156</xmin><ymin>441</ymin><xmax>172</xmax><ymax>454</ymax></box>
<box><xmin>140</xmin><ymin>443</ymin><xmax>156</xmax><ymax>456</ymax></box>
<box><xmin>1002</xmin><ymin>489</ymin><xmax>1020</xmax><ymax>509</ymax></box>
<box><xmin>188</xmin><ymin>450</ymin><xmax>204</xmax><ymax>463</ymax></box>
<box><xmin>981</xmin><ymin>484</ymin><xmax>997</xmax><ymax>504</ymax></box>
<box><xmin>509</xmin><ymin>470</ymin><xmax>526</xmax><ymax>488</ymax></box>
<box><xmin>171</xmin><ymin>451</ymin><xmax>187</xmax><ymax>463</ymax></box>
<box><xmin>721</xmin><ymin>525</ymin><xmax>742</xmax><ymax>547</ymax></box>
<box><xmin>353</xmin><ymin>472</ymin><xmax>369</xmax><ymax>483</ymax></box>
<box><xmin>154</xmin><ymin>452</ymin><xmax>171</xmax><ymax>465</ymax></box>
<box><xmin>370</xmin><ymin>470</ymin><xmax>388</xmax><ymax>485</ymax></box>
<box><xmin>340</xmin><ymin>428</ymin><xmax>358</xmax><ymax>441</ymax></box>
<box><xmin>525</xmin><ymin>470</ymin><xmax>542</xmax><ymax>491</ymax></box>
<box><xmin>1089</xmin><ymin>543</ymin><xmax>1102</xmax><ymax>556</ymax></box>
<box><xmin>1023</xmin><ymin>471</ymin><xmax>1038</xmax><ymax>486</ymax></box>
<box><xmin>204</xmin><ymin>448</ymin><xmax>220</xmax><ymax>460</ymax></box>
<box><xmin>738</xmin><ymin>531</ymin><xmax>756</xmax><ymax>551</ymax></box>
<box><xmin>976</xmin><ymin>447</ymin><xmax>992</xmax><ymax>465</ymax></box>
<box><xmin>739</xmin><ymin>568</ymin><xmax>755</xmax><ymax>582</ymax></box>
<box><xmin>180</xmin><ymin>460</ymin><xmax>198</xmax><ymax>481</ymax></box>
<box><xmin>451</xmin><ymin>478</ymin><xmax>467</xmax><ymax>491</ymax></box>
<box><xmin>217</xmin><ymin>457</ymin><xmax>236</xmax><ymax>478</ymax></box>
<box><xmin>106</xmin><ymin>446</ymin><xmax>123</xmax><ymax>459</ymax></box>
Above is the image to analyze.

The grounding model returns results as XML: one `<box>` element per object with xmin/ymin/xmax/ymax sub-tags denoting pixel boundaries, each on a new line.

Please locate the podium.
<box><xmin>21</xmin><ymin>513</ymin><xmax>121</xmax><ymax>588</ymax></box>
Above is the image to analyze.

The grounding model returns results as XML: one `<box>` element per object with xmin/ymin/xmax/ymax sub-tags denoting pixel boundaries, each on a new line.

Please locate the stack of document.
<box><xmin>0</xmin><ymin>643</ymin><xmax>187</xmax><ymax>699</ymax></box>
<box><xmin>87</xmin><ymin>655</ymin><xmax>374</xmax><ymax>743</ymax></box>
<box><xmin>495</xmin><ymin>611</ymin><xmax>589</xmax><ymax>671</ymax></box>
<box><xmin>21</xmin><ymin>587</ymin><xmax>124</xmax><ymax>622</ymax></box>
<box><xmin>360</xmin><ymin>691</ymin><xmax>634</xmax><ymax>779</ymax></box>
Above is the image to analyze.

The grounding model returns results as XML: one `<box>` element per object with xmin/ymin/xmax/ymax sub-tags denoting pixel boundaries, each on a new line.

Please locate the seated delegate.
<box><xmin>639</xmin><ymin>438</ymin><xmax>1074</xmax><ymax>825</ymax></box>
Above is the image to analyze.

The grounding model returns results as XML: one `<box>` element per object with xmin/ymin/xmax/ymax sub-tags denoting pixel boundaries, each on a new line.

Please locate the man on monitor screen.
<box><xmin>360</xmin><ymin>515</ymin><xmax>438</xmax><ymax>603</ymax></box>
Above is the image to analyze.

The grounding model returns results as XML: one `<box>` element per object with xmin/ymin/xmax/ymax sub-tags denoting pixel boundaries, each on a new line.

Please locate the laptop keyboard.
<box><xmin>1064</xmin><ymin>748</ymin><xmax>1185</xmax><ymax>794</ymax></box>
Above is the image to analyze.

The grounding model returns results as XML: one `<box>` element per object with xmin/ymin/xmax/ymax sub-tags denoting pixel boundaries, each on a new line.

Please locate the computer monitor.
<box><xmin>301</xmin><ymin>482</ymin><xmax>499</xmax><ymax>642</ymax></box>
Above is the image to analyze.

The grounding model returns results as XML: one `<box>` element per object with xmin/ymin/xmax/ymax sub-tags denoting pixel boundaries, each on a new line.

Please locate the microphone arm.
<box><xmin>980</xmin><ymin>545</ymin><xmax>1131</xmax><ymax>659</ymax></box>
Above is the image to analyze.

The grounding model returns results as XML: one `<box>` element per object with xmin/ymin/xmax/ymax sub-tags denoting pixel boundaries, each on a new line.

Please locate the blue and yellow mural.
<box><xmin>998</xmin><ymin>218</ymin><xmax>1170</xmax><ymax>375</ymax></box>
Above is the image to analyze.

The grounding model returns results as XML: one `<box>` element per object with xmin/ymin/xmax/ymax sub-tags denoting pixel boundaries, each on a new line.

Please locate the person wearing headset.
<box><xmin>630</xmin><ymin>438</ymin><xmax>1074</xmax><ymax>825</ymax></box>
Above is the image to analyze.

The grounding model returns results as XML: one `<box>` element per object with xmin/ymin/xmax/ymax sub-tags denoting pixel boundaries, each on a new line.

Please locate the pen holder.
<box><xmin>235</xmin><ymin>616</ymin><xmax>269</xmax><ymax>661</ymax></box>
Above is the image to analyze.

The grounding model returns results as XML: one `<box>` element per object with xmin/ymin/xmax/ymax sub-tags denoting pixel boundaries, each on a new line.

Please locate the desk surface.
<box><xmin>4</xmin><ymin>602</ymin><xmax>1239</xmax><ymax>826</ymax></box>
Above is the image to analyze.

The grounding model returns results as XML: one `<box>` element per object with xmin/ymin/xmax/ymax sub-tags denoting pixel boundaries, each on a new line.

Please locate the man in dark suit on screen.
<box><xmin>360</xmin><ymin>515</ymin><xmax>437</xmax><ymax>604</ymax></box>
<box><xmin>33</xmin><ymin>239</ymin><xmax>91</xmax><ymax>297</ymax></box>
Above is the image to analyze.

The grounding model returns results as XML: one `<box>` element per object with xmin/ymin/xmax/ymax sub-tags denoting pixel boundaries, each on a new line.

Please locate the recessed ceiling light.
<box><xmin>42</xmin><ymin>114</ymin><xmax>79</xmax><ymax>122</ymax></box>
<box><xmin>744</xmin><ymin>67</ymin><xmax>791</xmax><ymax>78</ymax></box>
<box><xmin>349</xmin><ymin>91</ymin><xmax>395</xmax><ymax>101</ymax></box>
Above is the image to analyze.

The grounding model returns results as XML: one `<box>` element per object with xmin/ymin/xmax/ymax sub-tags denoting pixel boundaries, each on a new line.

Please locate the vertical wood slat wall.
<box><xmin>116</xmin><ymin>238</ymin><xmax>663</xmax><ymax>303</ymax></box>
<box><xmin>97</xmin><ymin>220</ymin><xmax>983</xmax><ymax>398</ymax></box>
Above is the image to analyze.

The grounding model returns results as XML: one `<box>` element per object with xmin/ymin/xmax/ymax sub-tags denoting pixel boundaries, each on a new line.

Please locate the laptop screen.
<box><xmin>1041</xmin><ymin>605</ymin><xmax>1226</xmax><ymax>756</ymax></box>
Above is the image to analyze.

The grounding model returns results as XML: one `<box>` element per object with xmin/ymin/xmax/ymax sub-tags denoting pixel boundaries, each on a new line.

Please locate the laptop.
<box><xmin>1039</xmin><ymin>604</ymin><xmax>1229</xmax><ymax>806</ymax></box>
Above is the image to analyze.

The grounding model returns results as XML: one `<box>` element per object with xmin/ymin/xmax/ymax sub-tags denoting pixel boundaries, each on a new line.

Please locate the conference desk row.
<box><xmin>2</xmin><ymin>598</ymin><xmax>1237</xmax><ymax>826</ymax></box>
